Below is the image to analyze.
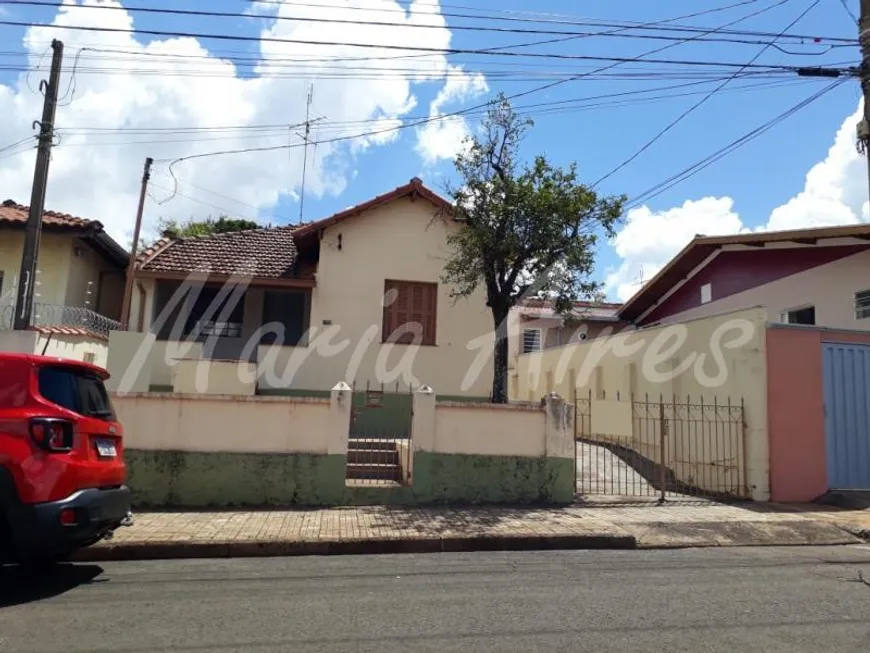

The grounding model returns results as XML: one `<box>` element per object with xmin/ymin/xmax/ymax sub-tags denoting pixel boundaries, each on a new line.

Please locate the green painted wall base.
<box><xmin>125</xmin><ymin>450</ymin><xmax>346</xmax><ymax>507</ymax></box>
<box><xmin>125</xmin><ymin>450</ymin><xmax>575</xmax><ymax>508</ymax></box>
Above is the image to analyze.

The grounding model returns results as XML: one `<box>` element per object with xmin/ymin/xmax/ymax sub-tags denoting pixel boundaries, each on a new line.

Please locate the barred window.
<box><xmin>856</xmin><ymin>289</ymin><xmax>870</xmax><ymax>320</ymax></box>
<box><xmin>522</xmin><ymin>328</ymin><xmax>542</xmax><ymax>353</ymax></box>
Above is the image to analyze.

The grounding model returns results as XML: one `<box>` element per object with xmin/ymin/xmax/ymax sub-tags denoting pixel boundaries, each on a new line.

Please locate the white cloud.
<box><xmin>605</xmin><ymin>197</ymin><xmax>744</xmax><ymax>301</ymax></box>
<box><xmin>767</xmin><ymin>103</ymin><xmax>865</xmax><ymax>230</ymax></box>
<box><xmin>415</xmin><ymin>64</ymin><xmax>488</xmax><ymax>164</ymax></box>
<box><xmin>606</xmin><ymin>101</ymin><xmax>868</xmax><ymax>302</ymax></box>
<box><xmin>0</xmin><ymin>0</ymin><xmax>481</xmax><ymax>247</ymax></box>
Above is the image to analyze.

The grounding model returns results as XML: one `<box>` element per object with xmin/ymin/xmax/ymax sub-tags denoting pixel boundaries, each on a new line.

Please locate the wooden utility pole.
<box><xmin>119</xmin><ymin>156</ymin><xmax>153</xmax><ymax>331</ymax></box>
<box><xmin>13</xmin><ymin>39</ymin><xmax>63</xmax><ymax>330</ymax></box>
<box><xmin>858</xmin><ymin>0</ymin><xmax>870</xmax><ymax>198</ymax></box>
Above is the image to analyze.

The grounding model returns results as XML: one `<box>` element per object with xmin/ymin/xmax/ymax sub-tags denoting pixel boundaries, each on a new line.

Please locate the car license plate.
<box><xmin>96</xmin><ymin>440</ymin><xmax>116</xmax><ymax>457</ymax></box>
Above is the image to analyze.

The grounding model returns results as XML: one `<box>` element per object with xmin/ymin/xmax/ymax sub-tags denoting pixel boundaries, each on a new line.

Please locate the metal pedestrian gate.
<box><xmin>823</xmin><ymin>343</ymin><xmax>870</xmax><ymax>490</ymax></box>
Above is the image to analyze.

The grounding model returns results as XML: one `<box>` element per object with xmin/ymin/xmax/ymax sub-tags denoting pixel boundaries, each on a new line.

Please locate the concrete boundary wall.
<box><xmin>113</xmin><ymin>393</ymin><xmax>336</xmax><ymax>455</ymax></box>
<box><xmin>432</xmin><ymin>402</ymin><xmax>546</xmax><ymax>458</ymax></box>
<box><xmin>117</xmin><ymin>384</ymin><xmax>575</xmax><ymax>507</ymax></box>
<box><xmin>514</xmin><ymin>307</ymin><xmax>771</xmax><ymax>501</ymax></box>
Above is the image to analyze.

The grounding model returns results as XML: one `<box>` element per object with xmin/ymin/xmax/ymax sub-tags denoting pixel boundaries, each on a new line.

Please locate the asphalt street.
<box><xmin>1</xmin><ymin>546</ymin><xmax>870</xmax><ymax>652</ymax></box>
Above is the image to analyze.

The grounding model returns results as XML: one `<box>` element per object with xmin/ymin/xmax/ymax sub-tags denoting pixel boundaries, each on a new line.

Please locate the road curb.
<box><xmin>71</xmin><ymin>533</ymin><xmax>638</xmax><ymax>561</ymax></box>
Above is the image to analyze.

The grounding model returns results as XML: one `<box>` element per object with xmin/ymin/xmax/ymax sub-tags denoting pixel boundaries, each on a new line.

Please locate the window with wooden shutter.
<box><xmin>383</xmin><ymin>280</ymin><xmax>437</xmax><ymax>345</ymax></box>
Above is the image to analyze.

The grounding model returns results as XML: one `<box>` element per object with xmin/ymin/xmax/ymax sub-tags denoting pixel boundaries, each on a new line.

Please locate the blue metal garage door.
<box><xmin>823</xmin><ymin>343</ymin><xmax>870</xmax><ymax>490</ymax></box>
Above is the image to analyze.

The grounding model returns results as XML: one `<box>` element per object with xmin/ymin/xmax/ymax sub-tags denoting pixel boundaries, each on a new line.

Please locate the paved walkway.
<box><xmin>75</xmin><ymin>501</ymin><xmax>870</xmax><ymax>561</ymax></box>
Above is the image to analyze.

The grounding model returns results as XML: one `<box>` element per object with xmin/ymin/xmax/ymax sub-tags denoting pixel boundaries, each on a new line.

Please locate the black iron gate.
<box><xmin>345</xmin><ymin>381</ymin><xmax>414</xmax><ymax>486</ymax></box>
<box><xmin>574</xmin><ymin>390</ymin><xmax>749</xmax><ymax>501</ymax></box>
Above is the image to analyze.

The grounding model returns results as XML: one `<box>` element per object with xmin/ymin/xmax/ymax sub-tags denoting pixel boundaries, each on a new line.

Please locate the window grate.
<box><xmin>856</xmin><ymin>289</ymin><xmax>870</xmax><ymax>320</ymax></box>
<box><xmin>522</xmin><ymin>328</ymin><xmax>542</xmax><ymax>354</ymax></box>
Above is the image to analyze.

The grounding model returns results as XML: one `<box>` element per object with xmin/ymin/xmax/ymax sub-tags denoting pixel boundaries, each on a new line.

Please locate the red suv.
<box><xmin>0</xmin><ymin>353</ymin><xmax>132</xmax><ymax>563</ymax></box>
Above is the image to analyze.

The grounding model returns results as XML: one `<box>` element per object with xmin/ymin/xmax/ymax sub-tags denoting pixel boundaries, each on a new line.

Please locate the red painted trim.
<box><xmin>640</xmin><ymin>245</ymin><xmax>870</xmax><ymax>325</ymax></box>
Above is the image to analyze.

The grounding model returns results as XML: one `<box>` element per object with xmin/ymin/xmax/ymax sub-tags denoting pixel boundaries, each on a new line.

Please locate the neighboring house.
<box><xmin>617</xmin><ymin>224</ymin><xmax>870</xmax><ymax>330</ymax></box>
<box><xmin>508</xmin><ymin>298</ymin><xmax>627</xmax><ymax>360</ymax></box>
<box><xmin>0</xmin><ymin>199</ymin><xmax>129</xmax><ymax>366</ymax></box>
<box><xmin>125</xmin><ymin>178</ymin><xmax>493</xmax><ymax>399</ymax></box>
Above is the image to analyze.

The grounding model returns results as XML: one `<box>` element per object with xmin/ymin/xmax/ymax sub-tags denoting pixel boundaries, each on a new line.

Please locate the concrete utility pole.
<box><xmin>13</xmin><ymin>39</ymin><xmax>63</xmax><ymax>330</ymax></box>
<box><xmin>858</xmin><ymin>0</ymin><xmax>870</xmax><ymax>197</ymax></box>
<box><xmin>119</xmin><ymin>156</ymin><xmax>153</xmax><ymax>331</ymax></box>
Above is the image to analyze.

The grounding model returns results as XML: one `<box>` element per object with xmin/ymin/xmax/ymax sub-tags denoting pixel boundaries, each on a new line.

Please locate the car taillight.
<box><xmin>30</xmin><ymin>417</ymin><xmax>74</xmax><ymax>453</ymax></box>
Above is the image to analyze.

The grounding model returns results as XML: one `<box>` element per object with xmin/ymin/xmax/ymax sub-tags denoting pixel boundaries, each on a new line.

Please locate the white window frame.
<box><xmin>780</xmin><ymin>304</ymin><xmax>816</xmax><ymax>325</ymax></box>
<box><xmin>522</xmin><ymin>328</ymin><xmax>542</xmax><ymax>354</ymax></box>
<box><xmin>855</xmin><ymin>289</ymin><xmax>870</xmax><ymax>320</ymax></box>
<box><xmin>700</xmin><ymin>283</ymin><xmax>712</xmax><ymax>304</ymax></box>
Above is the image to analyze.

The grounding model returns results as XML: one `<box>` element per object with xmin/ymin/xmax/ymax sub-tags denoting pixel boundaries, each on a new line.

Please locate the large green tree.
<box><xmin>158</xmin><ymin>215</ymin><xmax>262</xmax><ymax>238</ymax></box>
<box><xmin>443</xmin><ymin>94</ymin><xmax>626</xmax><ymax>403</ymax></box>
<box><xmin>136</xmin><ymin>215</ymin><xmax>262</xmax><ymax>250</ymax></box>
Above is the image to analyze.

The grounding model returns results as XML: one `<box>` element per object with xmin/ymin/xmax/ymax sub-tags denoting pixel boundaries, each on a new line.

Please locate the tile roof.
<box><xmin>517</xmin><ymin>298</ymin><xmax>623</xmax><ymax>321</ymax></box>
<box><xmin>139</xmin><ymin>226</ymin><xmax>299</xmax><ymax>278</ymax></box>
<box><xmin>292</xmin><ymin>177</ymin><xmax>453</xmax><ymax>239</ymax></box>
<box><xmin>618</xmin><ymin>222</ymin><xmax>870</xmax><ymax>321</ymax></box>
<box><xmin>0</xmin><ymin>199</ymin><xmax>96</xmax><ymax>230</ymax></box>
<box><xmin>30</xmin><ymin>325</ymin><xmax>109</xmax><ymax>341</ymax></box>
<box><xmin>138</xmin><ymin>179</ymin><xmax>452</xmax><ymax>278</ymax></box>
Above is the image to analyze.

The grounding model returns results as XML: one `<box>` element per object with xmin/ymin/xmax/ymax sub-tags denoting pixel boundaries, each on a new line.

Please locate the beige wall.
<box><xmin>129</xmin><ymin>278</ymin><xmax>155</xmax><ymax>333</ymax></box>
<box><xmin>0</xmin><ymin>330</ymin><xmax>39</xmax><ymax>353</ymax></box>
<box><xmin>0</xmin><ymin>230</ymin><xmax>124</xmax><ymax>320</ymax></box>
<box><xmin>514</xmin><ymin>307</ymin><xmax>770</xmax><ymax>500</ymax></box>
<box><xmin>113</xmin><ymin>393</ymin><xmax>334</xmax><ymax>454</ymax></box>
<box><xmin>0</xmin><ymin>328</ymin><xmax>108</xmax><ymax>367</ymax></box>
<box><xmin>70</xmin><ymin>238</ymin><xmax>125</xmax><ymax>321</ymax></box>
<box><xmin>130</xmin><ymin>198</ymin><xmax>494</xmax><ymax>397</ymax></box>
<box><xmin>658</xmin><ymin>248</ymin><xmax>870</xmax><ymax>330</ymax></box>
<box><xmin>0</xmin><ymin>231</ymin><xmax>72</xmax><ymax>306</ymax></box>
<box><xmin>37</xmin><ymin>334</ymin><xmax>109</xmax><ymax>369</ymax></box>
<box><xmin>171</xmin><ymin>358</ymin><xmax>256</xmax><ymax>395</ymax></box>
<box><xmin>257</xmin><ymin>197</ymin><xmax>493</xmax><ymax>397</ymax></box>
<box><xmin>433</xmin><ymin>403</ymin><xmax>546</xmax><ymax>457</ymax></box>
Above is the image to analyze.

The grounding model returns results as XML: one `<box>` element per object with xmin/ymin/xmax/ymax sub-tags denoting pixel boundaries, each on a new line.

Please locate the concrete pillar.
<box><xmin>106</xmin><ymin>330</ymin><xmax>154</xmax><ymax>393</ymax></box>
<box><xmin>0</xmin><ymin>331</ymin><xmax>38</xmax><ymax>355</ymax></box>
<box><xmin>544</xmin><ymin>392</ymin><xmax>573</xmax><ymax>459</ymax></box>
<box><xmin>326</xmin><ymin>381</ymin><xmax>352</xmax><ymax>455</ymax></box>
<box><xmin>412</xmin><ymin>385</ymin><xmax>436</xmax><ymax>452</ymax></box>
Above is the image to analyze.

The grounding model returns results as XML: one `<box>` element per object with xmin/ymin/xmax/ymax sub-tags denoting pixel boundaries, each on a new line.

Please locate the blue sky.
<box><xmin>0</xmin><ymin>0</ymin><xmax>862</xmax><ymax>300</ymax></box>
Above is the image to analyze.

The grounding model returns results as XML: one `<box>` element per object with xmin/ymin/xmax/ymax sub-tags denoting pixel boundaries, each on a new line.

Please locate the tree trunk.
<box><xmin>490</xmin><ymin>306</ymin><xmax>510</xmax><ymax>404</ymax></box>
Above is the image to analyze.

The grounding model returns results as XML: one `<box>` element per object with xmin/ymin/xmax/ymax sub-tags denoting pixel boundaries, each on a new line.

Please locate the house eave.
<box><xmin>135</xmin><ymin>269</ymin><xmax>317</xmax><ymax>288</ymax></box>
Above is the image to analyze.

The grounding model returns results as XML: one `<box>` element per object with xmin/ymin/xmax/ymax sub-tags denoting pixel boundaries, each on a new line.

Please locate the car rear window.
<box><xmin>37</xmin><ymin>366</ymin><xmax>116</xmax><ymax>421</ymax></box>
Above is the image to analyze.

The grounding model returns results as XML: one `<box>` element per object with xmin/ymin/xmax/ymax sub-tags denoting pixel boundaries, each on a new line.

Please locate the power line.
<box><xmin>138</xmin><ymin>0</ymin><xmax>839</xmax><ymax>176</ymax></box>
<box><xmin>148</xmin><ymin>181</ymin><xmax>262</xmax><ymax>222</ymax></box>
<box><xmin>626</xmin><ymin>79</ymin><xmax>846</xmax><ymax>209</ymax></box>
<box><xmin>0</xmin><ymin>18</ymin><xmax>847</xmax><ymax>70</ymax></box>
<box><xmin>0</xmin><ymin>135</ymin><xmax>34</xmax><ymax>154</ymax></box>
<box><xmin>593</xmin><ymin>0</ymin><xmax>823</xmax><ymax>188</ymax></box>
<box><xmin>52</xmin><ymin>76</ymin><xmax>805</xmax><ymax>136</ymax></box>
<box><xmin>0</xmin><ymin>0</ymin><xmax>853</xmax><ymax>49</ymax></box>
<box><xmin>232</xmin><ymin>0</ymin><xmax>857</xmax><ymax>43</ymax></box>
<box><xmin>47</xmin><ymin>77</ymin><xmax>813</xmax><ymax>149</ymax></box>
<box><xmin>838</xmin><ymin>0</ymin><xmax>859</xmax><ymax>21</ymax></box>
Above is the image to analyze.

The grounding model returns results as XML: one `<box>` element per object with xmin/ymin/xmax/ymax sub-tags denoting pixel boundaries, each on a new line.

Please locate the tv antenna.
<box><xmin>632</xmin><ymin>267</ymin><xmax>645</xmax><ymax>287</ymax></box>
<box><xmin>298</xmin><ymin>83</ymin><xmax>319</xmax><ymax>223</ymax></box>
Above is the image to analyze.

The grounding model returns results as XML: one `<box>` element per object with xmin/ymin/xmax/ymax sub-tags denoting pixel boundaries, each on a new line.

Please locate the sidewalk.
<box><xmin>73</xmin><ymin>499</ymin><xmax>870</xmax><ymax>562</ymax></box>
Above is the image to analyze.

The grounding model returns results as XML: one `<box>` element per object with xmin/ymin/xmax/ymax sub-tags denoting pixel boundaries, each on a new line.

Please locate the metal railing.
<box><xmin>0</xmin><ymin>302</ymin><xmax>121</xmax><ymax>338</ymax></box>
<box><xmin>345</xmin><ymin>381</ymin><xmax>415</xmax><ymax>487</ymax></box>
<box><xmin>574</xmin><ymin>390</ymin><xmax>749</xmax><ymax>501</ymax></box>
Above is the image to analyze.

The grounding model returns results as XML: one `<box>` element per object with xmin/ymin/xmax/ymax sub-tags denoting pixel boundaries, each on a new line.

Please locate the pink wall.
<box><xmin>766</xmin><ymin>326</ymin><xmax>870</xmax><ymax>502</ymax></box>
